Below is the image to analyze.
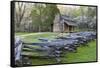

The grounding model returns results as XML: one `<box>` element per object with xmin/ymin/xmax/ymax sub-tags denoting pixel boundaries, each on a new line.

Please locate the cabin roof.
<box><xmin>64</xmin><ymin>20</ymin><xmax>77</xmax><ymax>26</ymax></box>
<box><xmin>60</xmin><ymin>15</ymin><xmax>77</xmax><ymax>26</ymax></box>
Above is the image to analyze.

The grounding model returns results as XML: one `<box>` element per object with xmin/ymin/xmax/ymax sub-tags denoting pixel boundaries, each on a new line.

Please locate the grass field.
<box><xmin>16</xmin><ymin>32</ymin><xmax>68</xmax><ymax>43</ymax></box>
<box><xmin>15</xmin><ymin>32</ymin><xmax>97</xmax><ymax>65</ymax></box>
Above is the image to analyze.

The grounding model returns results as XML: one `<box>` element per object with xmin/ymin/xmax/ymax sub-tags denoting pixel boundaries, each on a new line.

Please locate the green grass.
<box><xmin>15</xmin><ymin>32</ymin><xmax>32</xmax><ymax>35</ymax></box>
<box><xmin>62</xmin><ymin>40</ymin><xmax>97</xmax><ymax>63</ymax></box>
<box><xmin>15</xmin><ymin>32</ymin><xmax>97</xmax><ymax>65</ymax></box>
<box><xmin>22</xmin><ymin>32</ymin><xmax>58</xmax><ymax>43</ymax></box>
<box><xmin>15</xmin><ymin>32</ymin><xmax>68</xmax><ymax>43</ymax></box>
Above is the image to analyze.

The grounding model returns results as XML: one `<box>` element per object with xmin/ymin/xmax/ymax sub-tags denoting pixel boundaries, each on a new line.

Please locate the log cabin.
<box><xmin>53</xmin><ymin>14</ymin><xmax>77</xmax><ymax>32</ymax></box>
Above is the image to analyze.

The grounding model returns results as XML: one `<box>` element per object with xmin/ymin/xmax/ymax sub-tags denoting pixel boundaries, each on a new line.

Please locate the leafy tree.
<box><xmin>31</xmin><ymin>4</ymin><xmax>60</xmax><ymax>32</ymax></box>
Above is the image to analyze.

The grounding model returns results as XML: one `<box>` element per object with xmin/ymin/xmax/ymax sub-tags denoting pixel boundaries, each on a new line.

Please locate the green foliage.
<box><xmin>86</xmin><ymin>7</ymin><xmax>97</xmax><ymax>18</ymax></box>
<box><xmin>73</xmin><ymin>6</ymin><xmax>97</xmax><ymax>31</ymax></box>
<box><xmin>15</xmin><ymin>3</ymin><xmax>97</xmax><ymax>32</ymax></box>
<box><xmin>44</xmin><ymin>4</ymin><xmax>60</xmax><ymax>25</ymax></box>
<box><xmin>70</xmin><ymin>8</ymin><xmax>81</xmax><ymax>17</ymax></box>
<box><xmin>31</xmin><ymin>4</ymin><xmax>60</xmax><ymax>32</ymax></box>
